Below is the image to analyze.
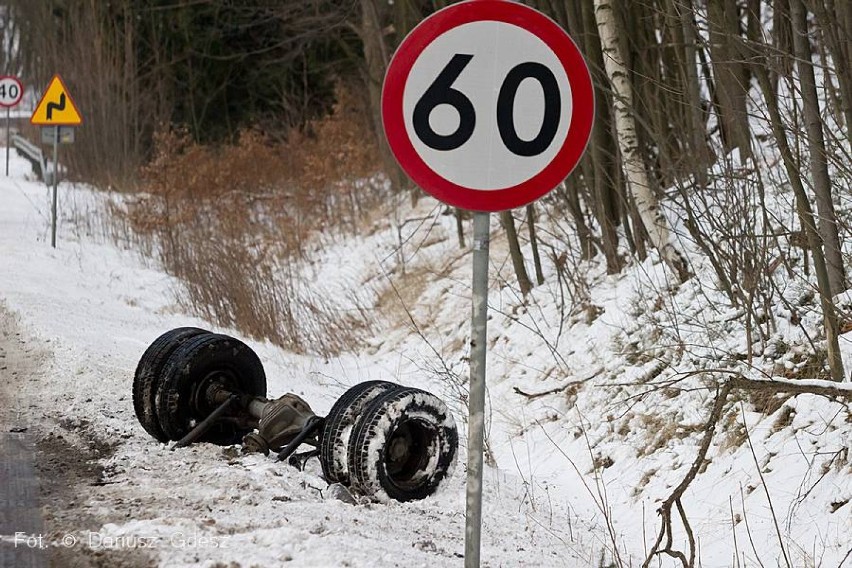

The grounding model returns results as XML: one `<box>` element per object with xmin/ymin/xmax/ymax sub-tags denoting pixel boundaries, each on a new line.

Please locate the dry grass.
<box><xmin>719</xmin><ymin>410</ymin><xmax>749</xmax><ymax>452</ymax></box>
<box><xmin>116</xmin><ymin>82</ymin><xmax>387</xmax><ymax>356</ymax></box>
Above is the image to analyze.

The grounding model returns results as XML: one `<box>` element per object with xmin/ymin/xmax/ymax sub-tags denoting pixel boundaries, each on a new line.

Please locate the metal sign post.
<box><xmin>5</xmin><ymin>107</ymin><xmax>9</xmax><ymax>176</ymax></box>
<box><xmin>31</xmin><ymin>74</ymin><xmax>83</xmax><ymax>249</ymax></box>
<box><xmin>381</xmin><ymin>2</ymin><xmax>594</xmax><ymax>565</ymax></box>
<box><xmin>464</xmin><ymin>211</ymin><xmax>490</xmax><ymax>567</ymax></box>
<box><xmin>50</xmin><ymin>128</ymin><xmax>59</xmax><ymax>248</ymax></box>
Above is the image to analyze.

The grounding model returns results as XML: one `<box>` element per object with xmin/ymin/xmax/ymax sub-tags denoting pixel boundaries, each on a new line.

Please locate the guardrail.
<box><xmin>11</xmin><ymin>133</ymin><xmax>53</xmax><ymax>185</ymax></box>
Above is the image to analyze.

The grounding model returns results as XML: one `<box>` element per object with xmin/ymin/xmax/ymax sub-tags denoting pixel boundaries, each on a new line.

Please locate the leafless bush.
<box><xmin>116</xmin><ymin>83</ymin><xmax>387</xmax><ymax>356</ymax></box>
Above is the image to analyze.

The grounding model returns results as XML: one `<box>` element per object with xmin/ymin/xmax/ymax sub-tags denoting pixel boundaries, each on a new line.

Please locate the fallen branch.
<box><xmin>727</xmin><ymin>375</ymin><xmax>852</xmax><ymax>399</ymax></box>
<box><xmin>513</xmin><ymin>367</ymin><xmax>604</xmax><ymax>399</ymax></box>
<box><xmin>643</xmin><ymin>371</ymin><xmax>850</xmax><ymax>567</ymax></box>
<box><xmin>643</xmin><ymin>382</ymin><xmax>732</xmax><ymax>568</ymax></box>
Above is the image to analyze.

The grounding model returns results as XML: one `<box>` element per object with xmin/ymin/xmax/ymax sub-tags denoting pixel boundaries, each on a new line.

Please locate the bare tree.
<box><xmin>0</xmin><ymin>5</ymin><xmax>21</xmax><ymax>75</ymax></box>
<box><xmin>501</xmin><ymin>210</ymin><xmax>533</xmax><ymax>296</ymax></box>
<box><xmin>706</xmin><ymin>0</ymin><xmax>752</xmax><ymax>159</ymax></box>
<box><xmin>790</xmin><ymin>0</ymin><xmax>846</xmax><ymax>295</ymax></box>
<box><xmin>808</xmin><ymin>0</ymin><xmax>852</xmax><ymax>140</ymax></box>
<box><xmin>355</xmin><ymin>0</ymin><xmax>410</xmax><ymax>194</ymax></box>
<box><xmin>752</xmin><ymin>58</ymin><xmax>845</xmax><ymax>382</ymax></box>
<box><xmin>593</xmin><ymin>0</ymin><xmax>690</xmax><ymax>282</ymax></box>
<box><xmin>579</xmin><ymin>0</ymin><xmax>623</xmax><ymax>274</ymax></box>
<box><xmin>526</xmin><ymin>204</ymin><xmax>545</xmax><ymax>285</ymax></box>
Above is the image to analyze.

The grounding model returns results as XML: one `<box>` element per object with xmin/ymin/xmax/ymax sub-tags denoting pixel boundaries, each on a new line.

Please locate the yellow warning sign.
<box><xmin>30</xmin><ymin>75</ymin><xmax>83</xmax><ymax>126</ymax></box>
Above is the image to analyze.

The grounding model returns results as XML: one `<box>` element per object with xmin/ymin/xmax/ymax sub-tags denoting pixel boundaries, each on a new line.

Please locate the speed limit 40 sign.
<box><xmin>0</xmin><ymin>76</ymin><xmax>24</xmax><ymax>108</ymax></box>
<box><xmin>382</xmin><ymin>0</ymin><xmax>594</xmax><ymax>212</ymax></box>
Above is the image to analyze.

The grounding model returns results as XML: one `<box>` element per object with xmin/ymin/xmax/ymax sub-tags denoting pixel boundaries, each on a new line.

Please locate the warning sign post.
<box><xmin>30</xmin><ymin>74</ymin><xmax>83</xmax><ymax>248</ymax></box>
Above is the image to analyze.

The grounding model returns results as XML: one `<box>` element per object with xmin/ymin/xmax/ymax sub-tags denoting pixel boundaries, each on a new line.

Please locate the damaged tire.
<box><xmin>133</xmin><ymin>327</ymin><xmax>210</xmax><ymax>442</ymax></box>
<box><xmin>156</xmin><ymin>333</ymin><xmax>266</xmax><ymax>444</ymax></box>
<box><xmin>347</xmin><ymin>387</ymin><xmax>458</xmax><ymax>502</ymax></box>
<box><xmin>320</xmin><ymin>380</ymin><xmax>400</xmax><ymax>484</ymax></box>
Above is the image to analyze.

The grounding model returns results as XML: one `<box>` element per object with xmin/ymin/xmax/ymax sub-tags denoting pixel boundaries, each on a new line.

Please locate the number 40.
<box><xmin>413</xmin><ymin>53</ymin><xmax>561</xmax><ymax>157</ymax></box>
<box><xmin>0</xmin><ymin>83</ymin><xmax>19</xmax><ymax>101</ymax></box>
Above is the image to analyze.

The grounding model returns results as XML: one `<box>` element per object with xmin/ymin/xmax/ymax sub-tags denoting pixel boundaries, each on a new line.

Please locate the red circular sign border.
<box><xmin>0</xmin><ymin>76</ymin><xmax>24</xmax><ymax>108</ymax></box>
<box><xmin>382</xmin><ymin>0</ymin><xmax>594</xmax><ymax>212</ymax></box>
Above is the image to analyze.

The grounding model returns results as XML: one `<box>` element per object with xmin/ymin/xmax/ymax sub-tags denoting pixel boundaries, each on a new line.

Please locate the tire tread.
<box><xmin>133</xmin><ymin>327</ymin><xmax>208</xmax><ymax>442</ymax></box>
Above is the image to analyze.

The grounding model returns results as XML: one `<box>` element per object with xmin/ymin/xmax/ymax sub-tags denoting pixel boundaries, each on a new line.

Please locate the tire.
<box><xmin>347</xmin><ymin>387</ymin><xmax>458</xmax><ymax>502</ymax></box>
<box><xmin>319</xmin><ymin>381</ymin><xmax>401</xmax><ymax>484</ymax></box>
<box><xmin>133</xmin><ymin>327</ymin><xmax>210</xmax><ymax>442</ymax></box>
<box><xmin>155</xmin><ymin>333</ymin><xmax>267</xmax><ymax>444</ymax></box>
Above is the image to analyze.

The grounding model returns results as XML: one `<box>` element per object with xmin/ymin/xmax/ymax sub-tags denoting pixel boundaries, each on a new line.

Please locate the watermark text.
<box><xmin>10</xmin><ymin>530</ymin><xmax>228</xmax><ymax>550</ymax></box>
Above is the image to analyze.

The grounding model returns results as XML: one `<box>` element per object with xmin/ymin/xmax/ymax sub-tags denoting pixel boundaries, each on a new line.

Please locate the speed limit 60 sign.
<box><xmin>382</xmin><ymin>0</ymin><xmax>594</xmax><ymax>212</ymax></box>
<box><xmin>0</xmin><ymin>76</ymin><xmax>24</xmax><ymax>108</ymax></box>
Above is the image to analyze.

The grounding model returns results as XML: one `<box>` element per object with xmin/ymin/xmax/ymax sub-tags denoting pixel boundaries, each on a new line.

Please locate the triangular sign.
<box><xmin>31</xmin><ymin>74</ymin><xmax>83</xmax><ymax>126</ymax></box>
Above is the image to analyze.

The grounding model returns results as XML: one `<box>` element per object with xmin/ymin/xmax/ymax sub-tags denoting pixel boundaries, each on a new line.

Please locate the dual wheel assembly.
<box><xmin>132</xmin><ymin>327</ymin><xmax>458</xmax><ymax>502</ymax></box>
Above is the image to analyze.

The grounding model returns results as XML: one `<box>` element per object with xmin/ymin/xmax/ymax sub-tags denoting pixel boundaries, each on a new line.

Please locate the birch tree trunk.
<box><xmin>580</xmin><ymin>0</ymin><xmax>623</xmax><ymax>274</ymax></box>
<box><xmin>593</xmin><ymin>0</ymin><xmax>689</xmax><ymax>282</ymax></box>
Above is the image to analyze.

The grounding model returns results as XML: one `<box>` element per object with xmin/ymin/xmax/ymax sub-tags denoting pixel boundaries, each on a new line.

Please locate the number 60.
<box><xmin>412</xmin><ymin>53</ymin><xmax>562</xmax><ymax>157</ymax></box>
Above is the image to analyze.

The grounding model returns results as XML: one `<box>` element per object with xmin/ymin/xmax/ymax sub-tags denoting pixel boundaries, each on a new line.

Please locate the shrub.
<box><xmin>121</xmin><ymin>82</ymin><xmax>385</xmax><ymax>356</ymax></box>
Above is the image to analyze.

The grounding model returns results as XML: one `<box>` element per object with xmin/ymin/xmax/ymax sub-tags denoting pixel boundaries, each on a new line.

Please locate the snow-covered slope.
<box><xmin>0</xmin><ymin>153</ymin><xmax>849</xmax><ymax>567</ymax></box>
<box><xmin>0</xmin><ymin>155</ymin><xmax>594</xmax><ymax>566</ymax></box>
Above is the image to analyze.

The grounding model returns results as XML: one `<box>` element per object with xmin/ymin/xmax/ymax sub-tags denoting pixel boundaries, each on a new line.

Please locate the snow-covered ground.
<box><xmin>0</xmin><ymin>152</ymin><xmax>849</xmax><ymax>567</ymax></box>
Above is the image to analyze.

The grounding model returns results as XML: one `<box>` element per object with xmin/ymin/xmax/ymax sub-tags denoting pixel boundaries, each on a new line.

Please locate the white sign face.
<box><xmin>0</xmin><ymin>76</ymin><xmax>24</xmax><ymax>108</ymax></box>
<box><xmin>382</xmin><ymin>0</ymin><xmax>594</xmax><ymax>212</ymax></box>
<box><xmin>402</xmin><ymin>21</ymin><xmax>572</xmax><ymax>191</ymax></box>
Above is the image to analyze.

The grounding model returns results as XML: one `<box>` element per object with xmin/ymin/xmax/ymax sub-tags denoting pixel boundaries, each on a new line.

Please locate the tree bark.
<box><xmin>454</xmin><ymin>208</ymin><xmax>465</xmax><ymax>249</ymax></box>
<box><xmin>562</xmin><ymin>177</ymin><xmax>597</xmax><ymax>260</ymax></box>
<box><xmin>501</xmin><ymin>210</ymin><xmax>533</xmax><ymax>296</ymax></box>
<box><xmin>808</xmin><ymin>0</ymin><xmax>852</xmax><ymax>138</ymax></box>
<box><xmin>678</xmin><ymin>0</ymin><xmax>712</xmax><ymax>183</ymax></box>
<box><xmin>580</xmin><ymin>0</ymin><xmax>622</xmax><ymax>274</ymax></box>
<box><xmin>790</xmin><ymin>0</ymin><xmax>847</xmax><ymax>295</ymax></box>
<box><xmin>706</xmin><ymin>0</ymin><xmax>752</xmax><ymax>160</ymax></box>
<box><xmin>593</xmin><ymin>0</ymin><xmax>690</xmax><ymax>282</ymax></box>
<box><xmin>357</xmin><ymin>0</ymin><xmax>407</xmax><ymax>193</ymax></box>
<box><xmin>625</xmin><ymin>0</ymin><xmax>678</xmax><ymax>185</ymax></box>
<box><xmin>526</xmin><ymin>204</ymin><xmax>545</xmax><ymax>286</ymax></box>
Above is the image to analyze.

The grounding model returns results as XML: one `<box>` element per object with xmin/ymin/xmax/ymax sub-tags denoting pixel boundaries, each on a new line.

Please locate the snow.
<box><xmin>0</xmin><ymin>155</ymin><xmax>595</xmax><ymax>566</ymax></box>
<box><xmin>0</xmin><ymin>151</ymin><xmax>849</xmax><ymax>567</ymax></box>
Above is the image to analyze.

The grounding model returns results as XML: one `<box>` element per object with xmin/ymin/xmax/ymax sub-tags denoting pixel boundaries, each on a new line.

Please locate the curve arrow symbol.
<box><xmin>46</xmin><ymin>93</ymin><xmax>66</xmax><ymax>120</ymax></box>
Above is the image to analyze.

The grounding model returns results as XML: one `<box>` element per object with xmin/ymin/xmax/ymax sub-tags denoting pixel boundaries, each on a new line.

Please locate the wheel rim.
<box><xmin>155</xmin><ymin>333</ymin><xmax>266</xmax><ymax>443</ymax></box>
<box><xmin>383</xmin><ymin>418</ymin><xmax>439</xmax><ymax>490</ymax></box>
<box><xmin>189</xmin><ymin>368</ymin><xmax>242</xmax><ymax>418</ymax></box>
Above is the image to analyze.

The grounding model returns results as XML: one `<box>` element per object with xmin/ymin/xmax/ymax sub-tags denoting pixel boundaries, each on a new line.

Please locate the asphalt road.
<box><xmin>0</xmin><ymin>305</ymin><xmax>47</xmax><ymax>567</ymax></box>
